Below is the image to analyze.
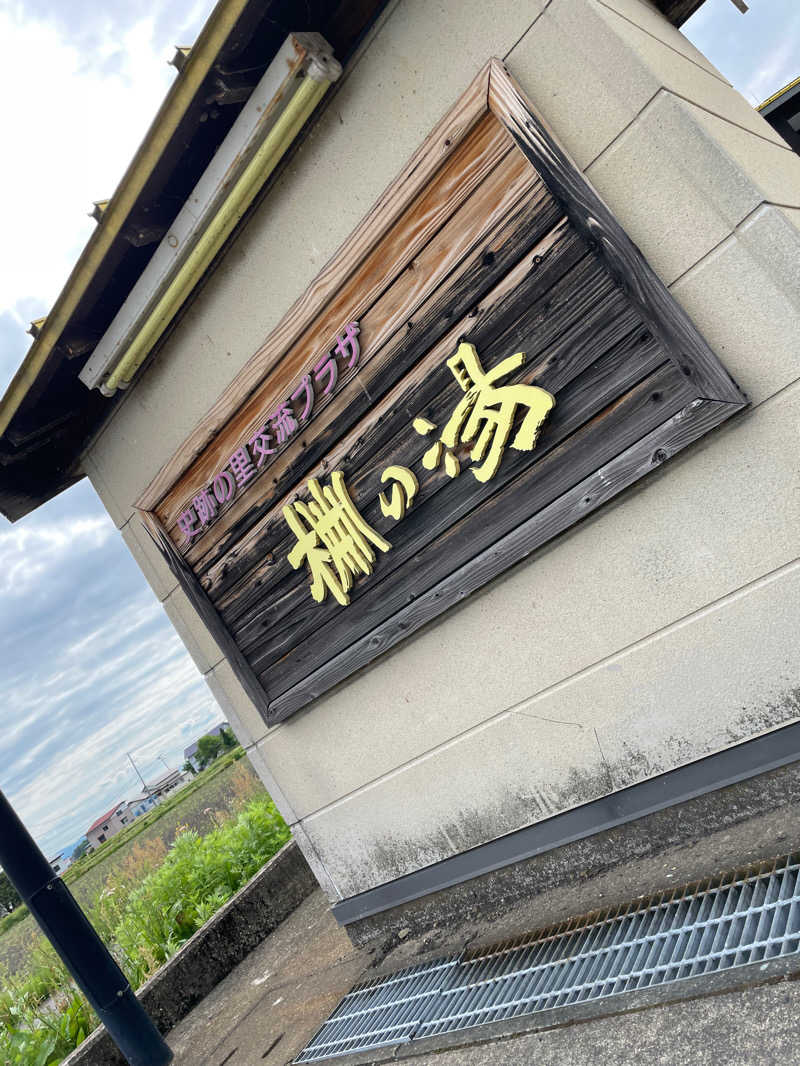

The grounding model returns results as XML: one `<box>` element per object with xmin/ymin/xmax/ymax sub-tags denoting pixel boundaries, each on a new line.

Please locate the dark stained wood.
<box><xmin>219</xmin><ymin>250</ymin><xmax>641</xmax><ymax>650</ymax></box>
<box><xmin>172</xmin><ymin>162</ymin><xmax>563</xmax><ymax>571</ymax></box>
<box><xmin>228</xmin><ymin>312</ymin><xmax>656</xmax><ymax>656</ymax></box>
<box><xmin>269</xmin><ymin>396</ymin><xmax>738</xmax><ymax>722</ymax></box>
<box><xmin>140</xmin><ymin>60</ymin><xmax>746</xmax><ymax>727</ymax></box>
<box><xmin>139</xmin><ymin>63</ymin><xmax>496</xmax><ymax>512</ymax></box>
<box><xmin>157</xmin><ymin>113</ymin><xmax>516</xmax><ymax>536</ymax></box>
<box><xmin>204</xmin><ymin>215</ymin><xmax>585</xmax><ymax>607</ymax></box>
<box><xmin>254</xmin><ymin>360</ymin><xmax>694</xmax><ymax>696</ymax></box>
<box><xmin>656</xmin><ymin>0</ymin><xmax>709</xmax><ymax>27</ymax></box>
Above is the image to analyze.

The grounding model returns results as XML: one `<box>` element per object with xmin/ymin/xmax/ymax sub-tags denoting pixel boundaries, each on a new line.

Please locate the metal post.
<box><xmin>127</xmin><ymin>750</ymin><xmax>151</xmax><ymax>794</ymax></box>
<box><xmin>0</xmin><ymin>788</ymin><xmax>172</xmax><ymax>1066</ymax></box>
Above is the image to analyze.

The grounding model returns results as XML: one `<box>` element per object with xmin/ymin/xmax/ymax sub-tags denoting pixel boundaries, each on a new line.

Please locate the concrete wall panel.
<box><xmin>594</xmin><ymin>0</ymin><xmax>731</xmax><ymax>82</ymax></box>
<box><xmin>205</xmin><ymin>659</ymin><xmax>271</xmax><ymax>750</ymax></box>
<box><xmin>504</xmin><ymin>0</ymin><xmax>783</xmax><ymax>177</ymax></box>
<box><xmin>670</xmin><ymin>204</ymin><xmax>800</xmax><ymax>405</ymax></box>
<box><xmin>585</xmin><ymin>92</ymin><xmax>800</xmax><ymax>285</ymax></box>
<box><xmin>254</xmin><ymin>382</ymin><xmax>800</xmax><ymax>819</ymax></box>
<box><xmin>120</xmin><ymin>517</ymin><xmax>178</xmax><ymax>604</ymax></box>
<box><xmin>82</xmin><ymin>452</ymin><xmax>127</xmax><ymax>530</ymax></box>
<box><xmin>295</xmin><ymin>559</ymin><xmax>800</xmax><ymax>895</ymax></box>
<box><xmin>162</xmin><ymin>587</ymin><xmax>224</xmax><ymax>677</ymax></box>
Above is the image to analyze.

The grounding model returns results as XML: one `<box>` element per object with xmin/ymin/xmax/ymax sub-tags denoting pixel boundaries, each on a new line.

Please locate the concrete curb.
<box><xmin>63</xmin><ymin>840</ymin><xmax>316</xmax><ymax>1066</ymax></box>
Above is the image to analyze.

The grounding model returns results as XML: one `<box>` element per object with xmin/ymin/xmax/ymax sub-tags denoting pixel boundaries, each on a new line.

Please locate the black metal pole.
<box><xmin>0</xmin><ymin>788</ymin><xmax>173</xmax><ymax>1066</ymax></box>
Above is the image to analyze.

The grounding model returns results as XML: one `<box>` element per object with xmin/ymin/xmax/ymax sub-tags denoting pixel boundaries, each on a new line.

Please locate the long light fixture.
<box><xmin>80</xmin><ymin>33</ymin><xmax>341</xmax><ymax>397</ymax></box>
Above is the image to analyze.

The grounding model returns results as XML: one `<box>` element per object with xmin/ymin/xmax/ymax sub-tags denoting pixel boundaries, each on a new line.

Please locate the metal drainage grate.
<box><xmin>295</xmin><ymin>854</ymin><xmax>800</xmax><ymax>1062</ymax></box>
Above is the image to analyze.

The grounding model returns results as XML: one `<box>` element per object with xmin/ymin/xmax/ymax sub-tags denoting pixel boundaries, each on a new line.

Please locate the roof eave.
<box><xmin>0</xmin><ymin>0</ymin><xmax>252</xmax><ymax>441</ymax></box>
<box><xmin>0</xmin><ymin>0</ymin><xmax>710</xmax><ymax>521</ymax></box>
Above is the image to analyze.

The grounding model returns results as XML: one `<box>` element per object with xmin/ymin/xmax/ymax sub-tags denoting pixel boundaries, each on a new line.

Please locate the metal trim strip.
<box><xmin>331</xmin><ymin>721</ymin><xmax>800</xmax><ymax>925</ymax></box>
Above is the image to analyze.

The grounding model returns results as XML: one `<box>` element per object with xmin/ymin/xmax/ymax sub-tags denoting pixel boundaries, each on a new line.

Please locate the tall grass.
<box><xmin>0</xmin><ymin>907</ymin><xmax>29</xmax><ymax>937</ymax></box>
<box><xmin>0</xmin><ymin>781</ymin><xmax>288</xmax><ymax>1066</ymax></box>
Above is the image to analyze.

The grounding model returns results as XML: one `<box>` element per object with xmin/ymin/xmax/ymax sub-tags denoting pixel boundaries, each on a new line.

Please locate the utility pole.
<box><xmin>127</xmin><ymin>751</ymin><xmax>150</xmax><ymax>794</ymax></box>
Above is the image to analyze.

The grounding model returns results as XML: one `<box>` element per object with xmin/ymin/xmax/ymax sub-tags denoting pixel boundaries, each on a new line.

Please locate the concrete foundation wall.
<box><xmin>62</xmin><ymin>842</ymin><xmax>316</xmax><ymax>1066</ymax></box>
<box><xmin>84</xmin><ymin>0</ymin><xmax>800</xmax><ymax>903</ymax></box>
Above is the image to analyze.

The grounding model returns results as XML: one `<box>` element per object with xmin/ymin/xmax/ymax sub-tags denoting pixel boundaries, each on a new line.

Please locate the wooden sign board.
<box><xmin>139</xmin><ymin>60</ymin><xmax>745</xmax><ymax>727</ymax></box>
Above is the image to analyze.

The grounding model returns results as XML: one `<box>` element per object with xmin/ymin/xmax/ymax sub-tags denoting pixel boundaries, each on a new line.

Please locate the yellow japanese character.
<box><xmin>378</xmin><ymin>465</ymin><xmax>419</xmax><ymax>520</ymax></box>
<box><xmin>284</xmin><ymin>471</ymin><xmax>390</xmax><ymax>607</ymax></box>
<box><xmin>414</xmin><ymin>342</ymin><xmax>555</xmax><ymax>483</ymax></box>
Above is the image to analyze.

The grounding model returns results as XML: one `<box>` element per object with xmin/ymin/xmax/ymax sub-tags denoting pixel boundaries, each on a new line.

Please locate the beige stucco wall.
<box><xmin>83</xmin><ymin>0</ymin><xmax>800</xmax><ymax>902</ymax></box>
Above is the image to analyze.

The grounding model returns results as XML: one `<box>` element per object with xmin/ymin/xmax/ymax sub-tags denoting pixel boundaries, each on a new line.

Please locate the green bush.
<box><xmin>0</xmin><ymin>905</ymin><xmax>29</xmax><ymax>936</ymax></box>
<box><xmin>0</xmin><ymin>794</ymin><xmax>289</xmax><ymax>1066</ymax></box>
<box><xmin>114</xmin><ymin>797</ymin><xmax>289</xmax><ymax>967</ymax></box>
<box><xmin>62</xmin><ymin>747</ymin><xmax>243</xmax><ymax>883</ymax></box>
<box><xmin>0</xmin><ymin>956</ymin><xmax>95</xmax><ymax>1066</ymax></box>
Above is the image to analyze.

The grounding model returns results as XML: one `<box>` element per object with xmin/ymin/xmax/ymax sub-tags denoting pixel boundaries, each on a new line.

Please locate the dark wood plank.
<box><xmin>208</xmin><ymin>225</ymin><xmax>605</xmax><ymax>622</ymax></box>
<box><xmin>203</xmin><ymin>217</ymin><xmax>588</xmax><ymax>612</ymax></box>
<box><xmin>137</xmin><ymin>62</ymin><xmax>495</xmax><ymax>511</ymax></box>
<box><xmin>234</xmin><ymin>320</ymin><xmax>660</xmax><ymax>666</ymax></box>
<box><xmin>136</xmin><ymin>58</ymin><xmax>748</xmax><ymax>729</ymax></box>
<box><xmin>255</xmin><ymin>360</ymin><xmax>693</xmax><ymax>695</ymax></box>
<box><xmin>268</xmin><ymin>396</ymin><xmax>742</xmax><ymax>722</ymax></box>
<box><xmin>156</xmin><ymin>113</ymin><xmax>514</xmax><ymax>533</ymax></box>
<box><xmin>656</xmin><ymin>0</ymin><xmax>708</xmax><ymax>27</ymax></box>
<box><xmin>171</xmin><ymin>170</ymin><xmax>563</xmax><ymax>571</ymax></box>
<box><xmin>488</xmin><ymin>60</ymin><xmax>747</xmax><ymax>405</ymax></box>
<box><xmin>226</xmin><ymin>298</ymin><xmax>652</xmax><ymax>652</ymax></box>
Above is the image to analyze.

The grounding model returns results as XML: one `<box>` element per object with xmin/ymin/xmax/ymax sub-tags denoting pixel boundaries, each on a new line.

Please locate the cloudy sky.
<box><xmin>0</xmin><ymin>0</ymin><xmax>221</xmax><ymax>859</ymax></box>
<box><xmin>0</xmin><ymin>0</ymin><xmax>798</xmax><ymax>860</ymax></box>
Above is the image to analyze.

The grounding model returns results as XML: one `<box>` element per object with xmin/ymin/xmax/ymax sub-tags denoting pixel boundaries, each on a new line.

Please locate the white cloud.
<box><xmin>0</xmin><ymin>0</ymin><xmax>216</xmax><ymax>372</ymax></box>
<box><xmin>0</xmin><ymin>485</ymin><xmax>223</xmax><ymax>853</ymax></box>
<box><xmin>0</xmin><ymin>12</ymin><xmax>162</xmax><ymax>312</ymax></box>
<box><xmin>0</xmin><ymin>0</ymin><xmax>218</xmax><ymax>857</ymax></box>
<box><xmin>684</xmin><ymin>0</ymin><xmax>800</xmax><ymax>107</ymax></box>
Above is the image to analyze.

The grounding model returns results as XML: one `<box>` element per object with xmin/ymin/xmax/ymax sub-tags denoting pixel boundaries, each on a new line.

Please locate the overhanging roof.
<box><xmin>86</xmin><ymin>802</ymin><xmax>122</xmax><ymax>835</ymax></box>
<box><xmin>756</xmin><ymin>75</ymin><xmax>800</xmax><ymax>154</ymax></box>
<box><xmin>0</xmin><ymin>0</ymin><xmax>711</xmax><ymax>522</ymax></box>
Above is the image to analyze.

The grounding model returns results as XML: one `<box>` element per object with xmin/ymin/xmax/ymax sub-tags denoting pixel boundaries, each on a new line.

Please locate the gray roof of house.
<box><xmin>183</xmin><ymin>722</ymin><xmax>230</xmax><ymax>760</ymax></box>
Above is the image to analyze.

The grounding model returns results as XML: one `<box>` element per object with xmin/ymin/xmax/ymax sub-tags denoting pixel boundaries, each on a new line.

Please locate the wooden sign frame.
<box><xmin>139</xmin><ymin>60</ymin><xmax>746</xmax><ymax>727</ymax></box>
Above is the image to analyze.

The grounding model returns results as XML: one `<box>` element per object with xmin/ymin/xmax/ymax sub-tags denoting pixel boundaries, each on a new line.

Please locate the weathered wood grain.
<box><xmin>226</xmin><ymin>304</ymin><xmax>654</xmax><ymax>655</ymax></box>
<box><xmin>139</xmin><ymin>67</ymin><xmax>496</xmax><ymax>512</ymax></box>
<box><xmin>157</xmin><ymin>114</ymin><xmax>514</xmax><ymax>540</ymax></box>
<box><xmin>220</xmin><ymin>292</ymin><xmax>652</xmax><ymax>652</ymax></box>
<box><xmin>268</xmin><ymin>396</ymin><xmax>741</xmax><ymax>722</ymax></box>
<box><xmin>488</xmin><ymin>60</ymin><xmax>747</xmax><ymax>405</ymax></box>
<box><xmin>175</xmin><ymin>190</ymin><xmax>565</xmax><ymax>585</ymax></box>
<box><xmin>254</xmin><ymin>360</ymin><xmax>693</xmax><ymax>697</ymax></box>
<box><xmin>234</xmin><ymin>320</ymin><xmax>662</xmax><ymax>668</ymax></box>
<box><xmin>214</xmin><ymin>245</ymin><xmax>639</xmax><ymax>649</ymax></box>
<box><xmin>163</xmin><ymin>151</ymin><xmax>559</xmax><ymax>560</ymax></box>
<box><xmin>203</xmin><ymin>216</ymin><xmax>585</xmax><ymax>607</ymax></box>
<box><xmin>137</xmin><ymin>59</ymin><xmax>747</xmax><ymax>729</ymax></box>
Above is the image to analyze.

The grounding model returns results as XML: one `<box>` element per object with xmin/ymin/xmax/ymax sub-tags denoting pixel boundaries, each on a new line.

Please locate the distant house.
<box><xmin>123</xmin><ymin>792</ymin><xmax>158</xmax><ymax>820</ymax></box>
<box><xmin>183</xmin><ymin>721</ymin><xmax>230</xmax><ymax>772</ymax></box>
<box><xmin>49</xmin><ymin>851</ymin><xmax>72</xmax><ymax>875</ymax></box>
<box><xmin>145</xmin><ymin>768</ymin><xmax>190</xmax><ymax>801</ymax></box>
<box><xmin>85</xmin><ymin>771</ymin><xmax>191</xmax><ymax>852</ymax></box>
<box><xmin>86</xmin><ymin>801</ymin><xmax>130</xmax><ymax>851</ymax></box>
